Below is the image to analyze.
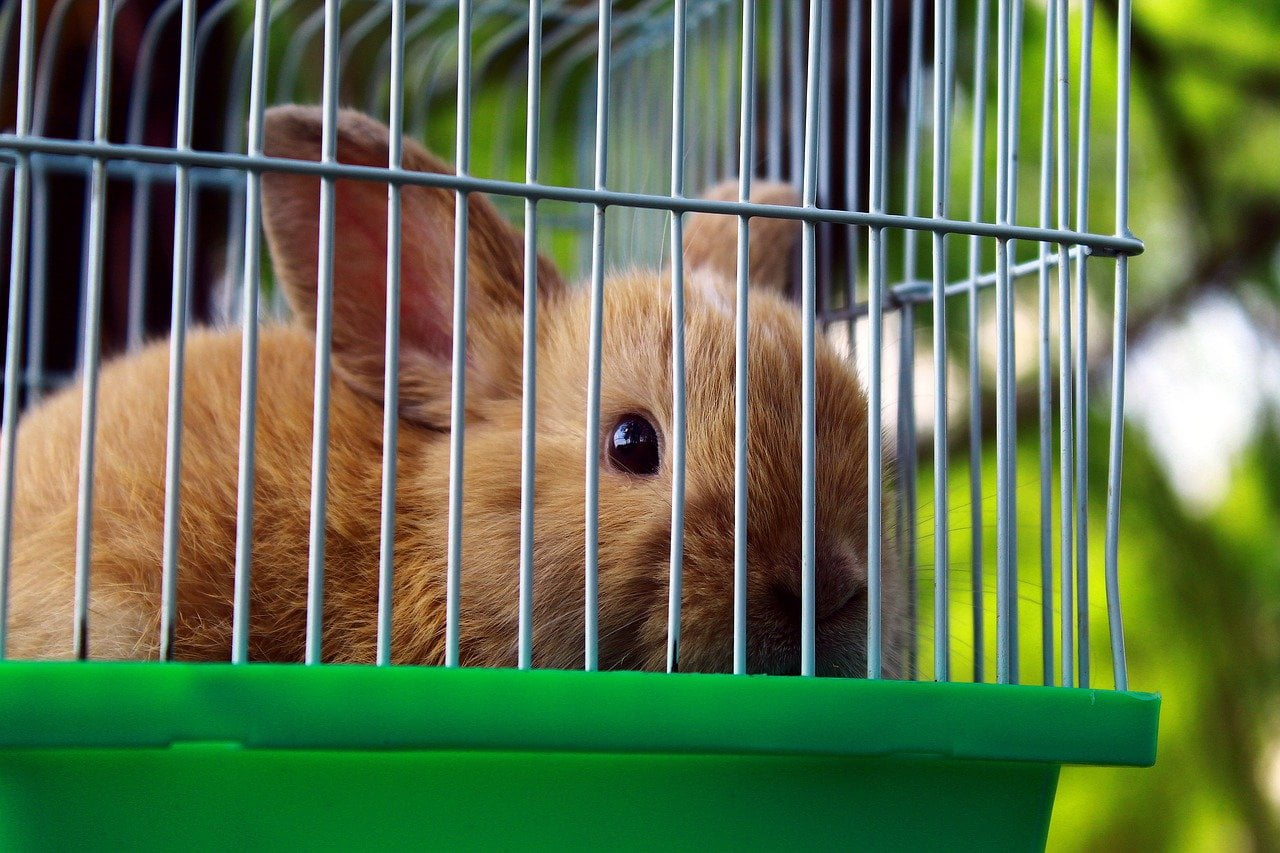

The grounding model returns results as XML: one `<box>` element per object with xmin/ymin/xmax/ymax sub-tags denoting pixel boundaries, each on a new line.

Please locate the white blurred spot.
<box><xmin>1126</xmin><ymin>293</ymin><xmax>1280</xmax><ymax>512</ymax></box>
<box><xmin>1265</xmin><ymin>736</ymin><xmax>1280</xmax><ymax>810</ymax></box>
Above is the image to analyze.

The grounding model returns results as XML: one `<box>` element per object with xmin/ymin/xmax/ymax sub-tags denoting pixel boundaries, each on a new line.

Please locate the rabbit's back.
<box><xmin>6</xmin><ymin>325</ymin><xmax>424</xmax><ymax>661</ymax></box>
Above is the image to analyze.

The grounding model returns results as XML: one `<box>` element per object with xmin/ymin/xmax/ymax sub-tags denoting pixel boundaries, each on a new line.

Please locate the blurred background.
<box><xmin>1</xmin><ymin>0</ymin><xmax>1277</xmax><ymax>848</ymax></box>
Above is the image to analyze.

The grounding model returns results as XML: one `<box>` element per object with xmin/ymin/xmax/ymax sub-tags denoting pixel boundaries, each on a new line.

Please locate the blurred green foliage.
<box><xmin>1040</xmin><ymin>0</ymin><xmax>1280</xmax><ymax>848</ymax></box>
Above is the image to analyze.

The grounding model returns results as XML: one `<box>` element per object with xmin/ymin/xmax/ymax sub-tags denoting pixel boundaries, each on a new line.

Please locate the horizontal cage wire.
<box><xmin>0</xmin><ymin>0</ymin><xmax>1136</xmax><ymax>688</ymax></box>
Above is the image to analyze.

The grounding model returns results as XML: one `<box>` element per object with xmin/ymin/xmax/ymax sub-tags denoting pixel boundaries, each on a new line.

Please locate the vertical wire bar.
<box><xmin>816</xmin><ymin>0</ymin><xmax>833</xmax><ymax>322</ymax></box>
<box><xmin>799</xmin><ymin>0</ymin><xmax>822</xmax><ymax>678</ymax></box>
<box><xmin>0</xmin><ymin>164</ymin><xmax>12</xmax><ymax>655</ymax></box>
<box><xmin>0</xmin><ymin>0</ymin><xmax>36</xmax><ymax>658</ymax></box>
<box><xmin>519</xmin><ymin>0</ymin><xmax>544</xmax><ymax>672</ymax></box>
<box><xmin>1006</xmin><ymin>0</ymin><xmax>1026</xmax><ymax>683</ymax></box>
<box><xmin>377</xmin><ymin>0</ymin><xmax>407</xmax><ymax>667</ymax></box>
<box><xmin>220</xmin><ymin>31</ymin><xmax>253</xmax><ymax>328</ymax></box>
<box><xmin>0</xmin><ymin>169</ymin><xmax>8</xmax><ymax>302</ymax></box>
<box><xmin>583</xmin><ymin>0</ymin><xmax>612</xmax><ymax>672</ymax></box>
<box><xmin>993</xmin><ymin>0</ymin><xmax>1014</xmax><ymax>684</ymax></box>
<box><xmin>232</xmin><ymin>0</ymin><xmax>272</xmax><ymax>665</ymax></box>
<box><xmin>23</xmin><ymin>152</ymin><xmax>45</xmax><ymax>404</ymax></box>
<box><xmin>930</xmin><ymin>0</ymin><xmax>953</xmax><ymax>682</ymax></box>
<box><xmin>125</xmin><ymin>173</ymin><xmax>151</xmax><ymax>350</ymax></box>
<box><xmin>573</xmin><ymin>92</ymin><xmax>591</xmax><ymax>275</ymax></box>
<box><xmin>731</xmin><ymin>0</ymin><xmax>755</xmax><ymax>676</ymax></box>
<box><xmin>903</xmin><ymin>0</ymin><xmax>923</xmax><ymax>284</ymax></box>
<box><xmin>1054</xmin><ymin>0</ymin><xmax>1074</xmax><ymax>687</ymax></box>
<box><xmin>73</xmin><ymin>0</ymin><xmax>117</xmax><ymax>660</ymax></box>
<box><xmin>897</xmin><ymin>302</ymin><xmax>916</xmax><ymax>679</ymax></box>
<box><xmin>1073</xmin><ymin>0</ymin><xmax>1094</xmax><ymax>689</ymax></box>
<box><xmin>20</xmin><ymin>0</ymin><xmax>68</xmax><ymax>404</ymax></box>
<box><xmin>159</xmin><ymin>0</ymin><xmax>200</xmax><ymax>661</ymax></box>
<box><xmin>723</xmin><ymin>4</ymin><xmax>738</xmax><ymax>175</ymax></box>
<box><xmin>843</xmin><ymin>0</ymin><xmax>863</xmax><ymax>325</ymax></box>
<box><xmin>787</xmin><ymin>1</ymin><xmax>804</xmax><ymax>183</ymax></box>
<box><xmin>667</xmin><ymin>0</ymin><xmax>688</xmax><ymax>674</ymax></box>
<box><xmin>123</xmin><ymin>0</ymin><xmax>183</xmax><ymax>353</ymax></box>
<box><xmin>966</xmin><ymin>0</ymin><xmax>989</xmax><ymax>683</ymax></box>
<box><xmin>25</xmin><ymin>0</ymin><xmax>79</xmax><ymax>406</ymax></box>
<box><xmin>766</xmin><ymin>0</ymin><xmax>783</xmax><ymax>181</ymax></box>
<box><xmin>305</xmin><ymin>0</ymin><xmax>342</xmax><ymax>665</ymax></box>
<box><xmin>866</xmin><ymin>0</ymin><xmax>886</xmax><ymax>679</ymax></box>
<box><xmin>1006</xmin><ymin>0</ymin><xmax>1025</xmax><ymax>223</ymax></box>
<box><xmin>122</xmin><ymin>0</ymin><xmax>179</xmax><ymax>350</ymax></box>
<box><xmin>1035</xmin><ymin>0</ymin><xmax>1057</xmax><ymax>686</ymax></box>
<box><xmin>75</xmin><ymin>44</ymin><xmax>99</xmax><ymax>373</ymax></box>
<box><xmin>1105</xmin><ymin>0</ymin><xmax>1132</xmax><ymax>692</ymax></box>
<box><xmin>898</xmin><ymin>0</ymin><xmax>924</xmax><ymax>680</ymax></box>
<box><xmin>446</xmin><ymin>0</ymin><xmax>474</xmax><ymax>668</ymax></box>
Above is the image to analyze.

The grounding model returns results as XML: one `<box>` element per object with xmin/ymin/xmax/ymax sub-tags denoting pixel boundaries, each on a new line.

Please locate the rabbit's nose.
<box><xmin>815</xmin><ymin>549</ymin><xmax>866</xmax><ymax>622</ymax></box>
<box><xmin>767</xmin><ymin>545</ymin><xmax>866</xmax><ymax>624</ymax></box>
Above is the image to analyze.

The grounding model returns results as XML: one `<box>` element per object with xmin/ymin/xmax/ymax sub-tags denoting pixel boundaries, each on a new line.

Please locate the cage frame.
<box><xmin>0</xmin><ymin>0</ymin><xmax>1157</xmax><ymax>847</ymax></box>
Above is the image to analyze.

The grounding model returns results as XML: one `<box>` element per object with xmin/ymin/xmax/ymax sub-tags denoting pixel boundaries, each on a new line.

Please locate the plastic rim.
<box><xmin>0</xmin><ymin>661</ymin><xmax>1158</xmax><ymax>765</ymax></box>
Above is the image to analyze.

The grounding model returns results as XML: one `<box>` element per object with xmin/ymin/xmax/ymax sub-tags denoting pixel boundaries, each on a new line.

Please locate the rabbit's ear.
<box><xmin>682</xmin><ymin>180</ymin><xmax>802</xmax><ymax>296</ymax></box>
<box><xmin>261</xmin><ymin>105</ymin><xmax>564</xmax><ymax>422</ymax></box>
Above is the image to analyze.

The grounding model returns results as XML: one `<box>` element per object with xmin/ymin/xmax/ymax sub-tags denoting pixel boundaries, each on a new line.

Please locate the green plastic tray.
<box><xmin>0</xmin><ymin>662</ymin><xmax>1159</xmax><ymax>850</ymax></box>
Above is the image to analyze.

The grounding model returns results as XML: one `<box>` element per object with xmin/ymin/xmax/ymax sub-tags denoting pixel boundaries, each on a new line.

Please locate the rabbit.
<box><xmin>4</xmin><ymin>105</ymin><xmax>908</xmax><ymax>676</ymax></box>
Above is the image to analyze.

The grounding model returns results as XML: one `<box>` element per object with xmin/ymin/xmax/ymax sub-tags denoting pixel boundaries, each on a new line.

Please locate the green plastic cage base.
<box><xmin>0</xmin><ymin>662</ymin><xmax>1159</xmax><ymax>850</ymax></box>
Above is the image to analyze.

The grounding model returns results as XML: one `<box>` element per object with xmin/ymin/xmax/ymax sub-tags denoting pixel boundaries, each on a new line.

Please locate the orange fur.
<box><xmin>680</xmin><ymin>180</ymin><xmax>802</xmax><ymax>296</ymax></box>
<box><xmin>7</xmin><ymin>106</ymin><xmax>907</xmax><ymax>675</ymax></box>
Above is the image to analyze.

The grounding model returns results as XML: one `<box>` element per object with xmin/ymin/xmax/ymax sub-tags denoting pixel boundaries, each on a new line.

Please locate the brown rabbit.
<box><xmin>5</xmin><ymin>106</ymin><xmax>907</xmax><ymax>675</ymax></box>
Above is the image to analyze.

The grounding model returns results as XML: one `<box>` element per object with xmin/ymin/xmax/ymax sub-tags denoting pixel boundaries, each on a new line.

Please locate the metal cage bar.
<box><xmin>666</xmin><ymin>0</ymin><xmax>688</xmax><ymax>674</ymax></box>
<box><xmin>71</xmin><ymin>0</ymin><xmax>118</xmax><ymax>661</ymax></box>
<box><xmin>232</xmin><ymin>0</ymin><xmax>273</xmax><ymax>666</ymax></box>
<box><xmin>0</xmin><ymin>0</ymin><xmax>37</xmax><ymax>659</ymax></box>
<box><xmin>898</xmin><ymin>0</ymin><xmax>921</xmax><ymax>683</ymax></box>
<box><xmin>993</xmin><ymin>0</ymin><xmax>1014</xmax><ymax>685</ymax></box>
<box><xmin>1035</xmin><ymin>0</ymin><xmax>1057</xmax><ymax>687</ymax></box>
<box><xmin>1073</xmin><ymin>0</ymin><xmax>1096</xmax><ymax>690</ymax></box>
<box><xmin>930</xmin><ymin>0</ymin><xmax>954</xmax><ymax>683</ymax></box>
<box><xmin>731</xmin><ymin>0</ymin><xmax>754</xmax><ymax>676</ymax></box>
<box><xmin>446</xmin><ymin>0</ymin><xmax>475</xmax><ymax>669</ymax></box>
<box><xmin>157</xmin><ymin>0</ymin><xmax>199</xmax><ymax>661</ymax></box>
<box><xmin>966</xmin><ymin>0</ymin><xmax>991</xmax><ymax>684</ymax></box>
<box><xmin>1106</xmin><ymin>0</ymin><xmax>1133</xmax><ymax>693</ymax></box>
<box><xmin>799</xmin><ymin>0</ymin><xmax>822</xmax><ymax>678</ymax></box>
<box><xmin>520</xmin><ymin>0</ymin><xmax>545</xmax><ymax>672</ymax></box>
<box><xmin>582</xmin><ymin>0</ymin><xmax>611</xmax><ymax>672</ymax></box>
<box><xmin>302</xmin><ymin>0</ymin><xmax>342</xmax><ymax>666</ymax></box>
<box><xmin>1005</xmin><ymin>0</ymin><xmax>1025</xmax><ymax>686</ymax></box>
<box><xmin>0</xmin><ymin>133</ymin><xmax>1145</xmax><ymax>254</ymax></box>
<box><xmin>866</xmin><ymin>0</ymin><xmax>888</xmax><ymax>680</ymax></box>
<box><xmin>377</xmin><ymin>0</ymin><xmax>408</xmax><ymax>667</ymax></box>
<box><xmin>1054</xmin><ymin>0</ymin><xmax>1076</xmax><ymax>690</ymax></box>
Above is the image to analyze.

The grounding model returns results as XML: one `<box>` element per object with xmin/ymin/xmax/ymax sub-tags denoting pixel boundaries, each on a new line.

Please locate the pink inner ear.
<box><xmin>332</xmin><ymin>180</ymin><xmax>455</xmax><ymax>366</ymax></box>
<box><xmin>398</xmin><ymin>266</ymin><xmax>453</xmax><ymax>363</ymax></box>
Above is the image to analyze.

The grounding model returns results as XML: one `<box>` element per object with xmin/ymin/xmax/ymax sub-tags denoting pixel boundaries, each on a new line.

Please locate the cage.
<box><xmin>0</xmin><ymin>0</ymin><xmax>1158</xmax><ymax>849</ymax></box>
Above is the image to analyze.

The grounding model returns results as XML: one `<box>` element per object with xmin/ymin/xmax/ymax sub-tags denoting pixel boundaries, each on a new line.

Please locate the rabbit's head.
<box><xmin>262</xmin><ymin>107</ymin><xmax>906</xmax><ymax>676</ymax></box>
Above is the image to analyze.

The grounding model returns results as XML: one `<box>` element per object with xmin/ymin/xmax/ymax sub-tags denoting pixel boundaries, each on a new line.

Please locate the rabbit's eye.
<box><xmin>608</xmin><ymin>414</ymin><xmax>661</xmax><ymax>477</ymax></box>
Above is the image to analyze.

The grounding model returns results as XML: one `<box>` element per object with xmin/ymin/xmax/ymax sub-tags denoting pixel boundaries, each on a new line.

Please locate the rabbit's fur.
<box><xmin>6</xmin><ymin>106</ymin><xmax>908</xmax><ymax>676</ymax></box>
